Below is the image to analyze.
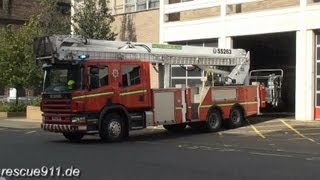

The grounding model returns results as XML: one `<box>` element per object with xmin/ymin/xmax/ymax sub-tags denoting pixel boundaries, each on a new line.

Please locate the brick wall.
<box><xmin>178</xmin><ymin>7</ymin><xmax>220</xmax><ymax>21</ymax></box>
<box><xmin>112</xmin><ymin>9</ymin><xmax>159</xmax><ymax>43</ymax></box>
<box><xmin>0</xmin><ymin>0</ymin><xmax>41</xmax><ymax>21</ymax></box>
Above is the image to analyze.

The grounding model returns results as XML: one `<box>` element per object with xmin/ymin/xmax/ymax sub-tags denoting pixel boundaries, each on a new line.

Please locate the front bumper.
<box><xmin>41</xmin><ymin>123</ymin><xmax>87</xmax><ymax>133</ymax></box>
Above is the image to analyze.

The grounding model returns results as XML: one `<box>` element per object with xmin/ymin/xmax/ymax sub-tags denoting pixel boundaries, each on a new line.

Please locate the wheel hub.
<box><xmin>208</xmin><ymin>114</ymin><xmax>218</xmax><ymax>128</ymax></box>
<box><xmin>231</xmin><ymin>111</ymin><xmax>240</xmax><ymax>123</ymax></box>
<box><xmin>108</xmin><ymin>121</ymin><xmax>121</xmax><ymax>137</ymax></box>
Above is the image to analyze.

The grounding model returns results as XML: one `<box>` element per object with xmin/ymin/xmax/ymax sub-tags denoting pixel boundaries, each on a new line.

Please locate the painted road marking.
<box><xmin>25</xmin><ymin>130</ymin><xmax>37</xmax><ymax>134</ymax></box>
<box><xmin>306</xmin><ymin>157</ymin><xmax>320</xmax><ymax>161</ymax></box>
<box><xmin>246</xmin><ymin>119</ymin><xmax>266</xmax><ymax>139</ymax></box>
<box><xmin>280</xmin><ymin>120</ymin><xmax>316</xmax><ymax>143</ymax></box>
<box><xmin>250</xmin><ymin>152</ymin><xmax>292</xmax><ymax>158</ymax></box>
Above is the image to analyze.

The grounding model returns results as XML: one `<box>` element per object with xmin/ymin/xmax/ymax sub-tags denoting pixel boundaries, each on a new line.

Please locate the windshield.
<box><xmin>43</xmin><ymin>64</ymin><xmax>82</xmax><ymax>93</ymax></box>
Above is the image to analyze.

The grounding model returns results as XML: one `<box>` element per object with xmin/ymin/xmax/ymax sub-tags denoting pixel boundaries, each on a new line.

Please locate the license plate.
<box><xmin>52</xmin><ymin>116</ymin><xmax>61</xmax><ymax>121</ymax></box>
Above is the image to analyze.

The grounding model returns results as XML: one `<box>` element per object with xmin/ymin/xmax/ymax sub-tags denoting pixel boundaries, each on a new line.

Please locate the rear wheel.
<box><xmin>205</xmin><ymin>108</ymin><xmax>222</xmax><ymax>132</ymax></box>
<box><xmin>228</xmin><ymin>107</ymin><xmax>245</xmax><ymax>128</ymax></box>
<box><xmin>163</xmin><ymin>124</ymin><xmax>186</xmax><ymax>132</ymax></box>
<box><xmin>99</xmin><ymin>113</ymin><xmax>125</xmax><ymax>142</ymax></box>
<box><xmin>63</xmin><ymin>133</ymin><xmax>84</xmax><ymax>142</ymax></box>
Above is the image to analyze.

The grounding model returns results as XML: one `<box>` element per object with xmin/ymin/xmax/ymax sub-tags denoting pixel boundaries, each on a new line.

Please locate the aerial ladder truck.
<box><xmin>34</xmin><ymin>35</ymin><xmax>270</xmax><ymax>142</ymax></box>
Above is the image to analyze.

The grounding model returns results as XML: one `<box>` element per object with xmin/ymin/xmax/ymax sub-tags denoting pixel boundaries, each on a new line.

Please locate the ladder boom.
<box><xmin>35</xmin><ymin>35</ymin><xmax>249</xmax><ymax>67</ymax></box>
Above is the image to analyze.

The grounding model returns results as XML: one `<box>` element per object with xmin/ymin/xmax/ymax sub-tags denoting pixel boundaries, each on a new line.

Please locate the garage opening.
<box><xmin>233</xmin><ymin>32</ymin><xmax>296</xmax><ymax>113</ymax></box>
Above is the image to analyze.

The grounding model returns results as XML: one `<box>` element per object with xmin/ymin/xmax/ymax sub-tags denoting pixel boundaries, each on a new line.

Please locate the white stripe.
<box><xmin>25</xmin><ymin>130</ymin><xmax>36</xmax><ymax>134</ymax></box>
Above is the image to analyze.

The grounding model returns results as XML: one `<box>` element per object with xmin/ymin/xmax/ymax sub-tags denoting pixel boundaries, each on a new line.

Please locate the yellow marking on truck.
<box><xmin>280</xmin><ymin>120</ymin><xmax>316</xmax><ymax>143</ymax></box>
<box><xmin>199</xmin><ymin>102</ymin><xmax>257</xmax><ymax>108</ymax></box>
<box><xmin>120</xmin><ymin>90</ymin><xmax>147</xmax><ymax>96</ymax></box>
<box><xmin>72</xmin><ymin>91</ymin><xmax>114</xmax><ymax>100</ymax></box>
<box><xmin>240</xmin><ymin>102</ymin><xmax>257</xmax><ymax>105</ymax></box>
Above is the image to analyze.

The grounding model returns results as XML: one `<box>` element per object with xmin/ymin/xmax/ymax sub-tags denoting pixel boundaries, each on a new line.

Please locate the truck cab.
<box><xmin>41</xmin><ymin>59</ymin><xmax>154</xmax><ymax>141</ymax></box>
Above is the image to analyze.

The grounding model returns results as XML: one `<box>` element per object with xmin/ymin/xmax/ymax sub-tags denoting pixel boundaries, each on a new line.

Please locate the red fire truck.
<box><xmin>34</xmin><ymin>35</ymin><xmax>268</xmax><ymax>142</ymax></box>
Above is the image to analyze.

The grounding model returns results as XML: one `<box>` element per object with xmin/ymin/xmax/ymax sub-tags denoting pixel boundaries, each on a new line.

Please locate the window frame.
<box><xmin>124</xmin><ymin>0</ymin><xmax>159</xmax><ymax>13</ymax></box>
<box><xmin>88</xmin><ymin>66</ymin><xmax>109</xmax><ymax>90</ymax></box>
<box><xmin>170</xmin><ymin>65</ymin><xmax>204</xmax><ymax>87</ymax></box>
<box><xmin>121</xmin><ymin>64</ymin><xmax>142</xmax><ymax>87</ymax></box>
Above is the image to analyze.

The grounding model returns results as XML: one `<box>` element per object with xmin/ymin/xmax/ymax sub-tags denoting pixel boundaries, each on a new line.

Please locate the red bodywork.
<box><xmin>41</xmin><ymin>59</ymin><xmax>267</xmax><ymax>133</ymax></box>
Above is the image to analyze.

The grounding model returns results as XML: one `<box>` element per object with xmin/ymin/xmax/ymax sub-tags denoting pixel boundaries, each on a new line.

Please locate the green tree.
<box><xmin>0</xmin><ymin>17</ymin><xmax>43</xmax><ymax>104</ymax></box>
<box><xmin>39</xmin><ymin>0</ymin><xmax>71</xmax><ymax>35</ymax></box>
<box><xmin>72</xmin><ymin>0</ymin><xmax>117</xmax><ymax>40</ymax></box>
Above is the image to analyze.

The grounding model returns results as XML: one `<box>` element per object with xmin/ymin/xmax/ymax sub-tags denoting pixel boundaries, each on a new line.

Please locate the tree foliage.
<box><xmin>0</xmin><ymin>17</ymin><xmax>43</xmax><ymax>96</ymax></box>
<box><xmin>72</xmin><ymin>0</ymin><xmax>117</xmax><ymax>40</ymax></box>
<box><xmin>39</xmin><ymin>0</ymin><xmax>71</xmax><ymax>35</ymax></box>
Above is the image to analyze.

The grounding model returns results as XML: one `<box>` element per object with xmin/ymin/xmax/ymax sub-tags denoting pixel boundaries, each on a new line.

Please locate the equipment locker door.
<box><xmin>119</xmin><ymin>63</ymin><xmax>150</xmax><ymax>109</ymax></box>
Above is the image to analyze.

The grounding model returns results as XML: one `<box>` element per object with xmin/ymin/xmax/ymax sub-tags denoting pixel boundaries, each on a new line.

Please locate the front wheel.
<box><xmin>63</xmin><ymin>133</ymin><xmax>84</xmax><ymax>142</ymax></box>
<box><xmin>99</xmin><ymin>113</ymin><xmax>125</xmax><ymax>142</ymax></box>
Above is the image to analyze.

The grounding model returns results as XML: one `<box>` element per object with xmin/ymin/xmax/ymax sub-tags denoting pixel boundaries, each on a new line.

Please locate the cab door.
<box><xmin>84</xmin><ymin>64</ymin><xmax>114</xmax><ymax>113</ymax></box>
<box><xmin>119</xmin><ymin>63</ymin><xmax>150</xmax><ymax>109</ymax></box>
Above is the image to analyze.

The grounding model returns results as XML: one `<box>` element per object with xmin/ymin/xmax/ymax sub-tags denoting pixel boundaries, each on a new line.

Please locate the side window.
<box><xmin>121</xmin><ymin>64</ymin><xmax>141</xmax><ymax>87</ymax></box>
<box><xmin>89</xmin><ymin>66</ymin><xmax>109</xmax><ymax>89</ymax></box>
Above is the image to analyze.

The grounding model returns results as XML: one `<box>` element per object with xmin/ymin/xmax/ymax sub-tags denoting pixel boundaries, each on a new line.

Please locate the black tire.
<box><xmin>163</xmin><ymin>124</ymin><xmax>186</xmax><ymax>132</ymax></box>
<box><xmin>63</xmin><ymin>133</ymin><xmax>84</xmax><ymax>142</ymax></box>
<box><xmin>228</xmin><ymin>107</ymin><xmax>245</xmax><ymax>129</ymax></box>
<box><xmin>99</xmin><ymin>113</ymin><xmax>125</xmax><ymax>142</ymax></box>
<box><xmin>205</xmin><ymin>108</ymin><xmax>222</xmax><ymax>132</ymax></box>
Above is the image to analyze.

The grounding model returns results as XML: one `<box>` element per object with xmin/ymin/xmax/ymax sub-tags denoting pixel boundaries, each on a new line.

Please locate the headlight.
<box><xmin>71</xmin><ymin>117</ymin><xmax>86</xmax><ymax>123</ymax></box>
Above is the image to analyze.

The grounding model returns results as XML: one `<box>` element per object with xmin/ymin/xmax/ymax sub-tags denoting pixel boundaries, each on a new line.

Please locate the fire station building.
<box><xmin>81</xmin><ymin>0</ymin><xmax>320</xmax><ymax>120</ymax></box>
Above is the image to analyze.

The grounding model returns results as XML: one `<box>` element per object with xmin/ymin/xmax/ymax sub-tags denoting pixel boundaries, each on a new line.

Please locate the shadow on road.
<box><xmin>48</xmin><ymin>113</ymin><xmax>294</xmax><ymax>145</ymax></box>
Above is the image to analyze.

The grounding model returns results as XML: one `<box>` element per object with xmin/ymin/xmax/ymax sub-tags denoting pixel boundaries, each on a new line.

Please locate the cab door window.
<box><xmin>89</xmin><ymin>66</ymin><xmax>109</xmax><ymax>89</ymax></box>
<box><xmin>121</xmin><ymin>64</ymin><xmax>141</xmax><ymax>87</ymax></box>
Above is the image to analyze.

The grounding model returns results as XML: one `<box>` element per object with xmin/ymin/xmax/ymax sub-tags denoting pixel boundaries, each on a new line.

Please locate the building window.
<box><xmin>171</xmin><ymin>65</ymin><xmax>203</xmax><ymax>87</ymax></box>
<box><xmin>57</xmin><ymin>2</ymin><xmax>71</xmax><ymax>15</ymax></box>
<box><xmin>2</xmin><ymin>0</ymin><xmax>11</xmax><ymax>15</ymax></box>
<box><xmin>316</xmin><ymin>32</ymin><xmax>320</xmax><ymax>106</ymax></box>
<box><xmin>125</xmin><ymin>0</ymin><xmax>135</xmax><ymax>13</ymax></box>
<box><xmin>170</xmin><ymin>38</ymin><xmax>218</xmax><ymax>48</ymax></box>
<box><xmin>124</xmin><ymin>0</ymin><xmax>159</xmax><ymax>13</ymax></box>
<box><xmin>149</xmin><ymin>0</ymin><xmax>159</xmax><ymax>8</ymax></box>
<box><xmin>122</xmin><ymin>64</ymin><xmax>141</xmax><ymax>87</ymax></box>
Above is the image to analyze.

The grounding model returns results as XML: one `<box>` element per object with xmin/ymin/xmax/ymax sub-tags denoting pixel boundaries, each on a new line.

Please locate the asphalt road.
<box><xmin>1</xmin><ymin>115</ymin><xmax>320</xmax><ymax>180</ymax></box>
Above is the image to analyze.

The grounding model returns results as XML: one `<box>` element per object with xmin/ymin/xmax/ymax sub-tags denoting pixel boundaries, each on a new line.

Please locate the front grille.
<box><xmin>42</xmin><ymin>98</ymin><xmax>72</xmax><ymax>113</ymax></box>
<box><xmin>42</xmin><ymin>93</ymin><xmax>72</xmax><ymax>113</ymax></box>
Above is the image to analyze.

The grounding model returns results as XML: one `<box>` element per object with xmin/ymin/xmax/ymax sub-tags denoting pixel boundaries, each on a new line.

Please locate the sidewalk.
<box><xmin>0</xmin><ymin>118</ymin><xmax>40</xmax><ymax>129</ymax></box>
